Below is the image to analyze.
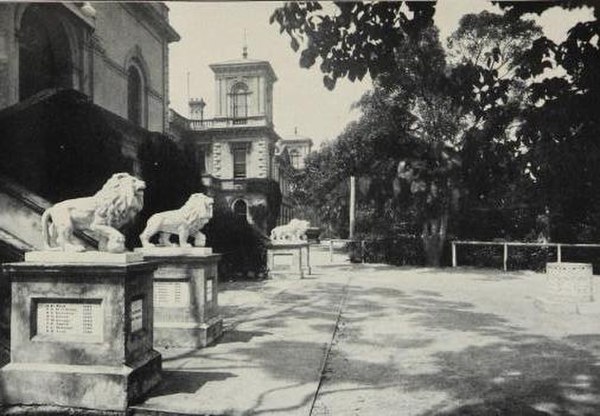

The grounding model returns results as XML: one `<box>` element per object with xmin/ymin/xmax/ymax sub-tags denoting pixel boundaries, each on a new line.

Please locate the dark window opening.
<box><xmin>19</xmin><ymin>5</ymin><xmax>72</xmax><ymax>101</ymax></box>
<box><xmin>127</xmin><ymin>65</ymin><xmax>143</xmax><ymax>126</ymax></box>
<box><xmin>231</xmin><ymin>83</ymin><xmax>249</xmax><ymax>122</ymax></box>
<box><xmin>233</xmin><ymin>147</ymin><xmax>247</xmax><ymax>179</ymax></box>
<box><xmin>233</xmin><ymin>199</ymin><xmax>247</xmax><ymax>221</ymax></box>
<box><xmin>197</xmin><ymin>147</ymin><xmax>206</xmax><ymax>174</ymax></box>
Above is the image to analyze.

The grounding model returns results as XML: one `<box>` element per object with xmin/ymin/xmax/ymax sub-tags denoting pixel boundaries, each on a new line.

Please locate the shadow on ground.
<box><xmin>142</xmin><ymin>266</ymin><xmax>600</xmax><ymax>416</ymax></box>
<box><xmin>316</xmin><ymin>274</ymin><xmax>600</xmax><ymax>416</ymax></box>
<box><xmin>149</xmin><ymin>371</ymin><xmax>237</xmax><ymax>397</ymax></box>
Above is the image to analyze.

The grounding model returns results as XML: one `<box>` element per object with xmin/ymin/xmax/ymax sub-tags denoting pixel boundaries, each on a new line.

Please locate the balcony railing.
<box><xmin>190</xmin><ymin>116</ymin><xmax>269</xmax><ymax>130</ymax></box>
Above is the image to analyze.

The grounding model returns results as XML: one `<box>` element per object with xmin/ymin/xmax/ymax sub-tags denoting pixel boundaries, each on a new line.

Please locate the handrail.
<box><xmin>451</xmin><ymin>240</ymin><xmax>600</xmax><ymax>271</ymax></box>
<box><xmin>0</xmin><ymin>174</ymin><xmax>98</xmax><ymax>250</ymax></box>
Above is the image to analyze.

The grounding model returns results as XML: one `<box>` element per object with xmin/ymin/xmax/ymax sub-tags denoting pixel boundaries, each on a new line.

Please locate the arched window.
<box><xmin>233</xmin><ymin>199</ymin><xmax>248</xmax><ymax>221</ymax></box>
<box><xmin>127</xmin><ymin>64</ymin><xmax>144</xmax><ymax>126</ymax></box>
<box><xmin>18</xmin><ymin>5</ymin><xmax>73</xmax><ymax>101</ymax></box>
<box><xmin>230</xmin><ymin>82</ymin><xmax>249</xmax><ymax>122</ymax></box>
<box><xmin>289</xmin><ymin>150</ymin><xmax>301</xmax><ymax>169</ymax></box>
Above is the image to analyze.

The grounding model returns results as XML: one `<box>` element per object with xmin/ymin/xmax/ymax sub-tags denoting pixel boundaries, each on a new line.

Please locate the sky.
<box><xmin>167</xmin><ymin>1</ymin><xmax>592</xmax><ymax>148</ymax></box>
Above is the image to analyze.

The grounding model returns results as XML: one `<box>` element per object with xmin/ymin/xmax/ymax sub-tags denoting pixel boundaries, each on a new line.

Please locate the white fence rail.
<box><xmin>451</xmin><ymin>240</ymin><xmax>600</xmax><ymax>271</ymax></box>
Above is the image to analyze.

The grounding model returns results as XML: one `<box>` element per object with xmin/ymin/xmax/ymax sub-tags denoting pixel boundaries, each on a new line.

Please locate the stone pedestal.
<box><xmin>0</xmin><ymin>252</ymin><xmax>161</xmax><ymax>411</ymax></box>
<box><xmin>535</xmin><ymin>262</ymin><xmax>595</xmax><ymax>314</ymax></box>
<box><xmin>267</xmin><ymin>243</ymin><xmax>311</xmax><ymax>279</ymax></box>
<box><xmin>136</xmin><ymin>248</ymin><xmax>223</xmax><ymax>349</ymax></box>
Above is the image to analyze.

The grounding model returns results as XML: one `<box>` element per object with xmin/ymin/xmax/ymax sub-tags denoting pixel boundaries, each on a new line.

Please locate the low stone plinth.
<box><xmin>547</xmin><ymin>262</ymin><xmax>594</xmax><ymax>303</ymax></box>
<box><xmin>0</xmin><ymin>254</ymin><xmax>161</xmax><ymax>411</ymax></box>
<box><xmin>136</xmin><ymin>248</ymin><xmax>223</xmax><ymax>349</ymax></box>
<box><xmin>267</xmin><ymin>243</ymin><xmax>311</xmax><ymax>279</ymax></box>
<box><xmin>535</xmin><ymin>262</ymin><xmax>596</xmax><ymax>314</ymax></box>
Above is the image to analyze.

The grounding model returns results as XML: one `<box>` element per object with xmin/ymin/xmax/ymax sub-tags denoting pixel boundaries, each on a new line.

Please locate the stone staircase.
<box><xmin>0</xmin><ymin>175</ymin><xmax>97</xmax><ymax>364</ymax></box>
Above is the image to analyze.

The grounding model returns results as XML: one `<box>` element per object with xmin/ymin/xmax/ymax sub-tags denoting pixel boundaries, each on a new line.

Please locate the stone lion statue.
<box><xmin>270</xmin><ymin>218</ymin><xmax>310</xmax><ymax>243</ymax></box>
<box><xmin>41</xmin><ymin>172</ymin><xmax>146</xmax><ymax>253</ymax></box>
<box><xmin>139</xmin><ymin>193</ymin><xmax>214</xmax><ymax>248</ymax></box>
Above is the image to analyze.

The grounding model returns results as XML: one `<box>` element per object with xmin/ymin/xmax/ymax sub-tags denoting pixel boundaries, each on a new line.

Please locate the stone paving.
<box><xmin>133</xmin><ymin>248</ymin><xmax>350</xmax><ymax>416</ymax></box>
<box><xmin>131</xmin><ymin>246</ymin><xmax>600</xmax><ymax>416</ymax></box>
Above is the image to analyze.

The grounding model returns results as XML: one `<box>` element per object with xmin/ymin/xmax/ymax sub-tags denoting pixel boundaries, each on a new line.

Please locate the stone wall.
<box><xmin>0</xmin><ymin>3</ymin><xmax>172</xmax><ymax>133</ymax></box>
<box><xmin>212</xmin><ymin>137</ymin><xmax>269</xmax><ymax>179</ymax></box>
<box><xmin>92</xmin><ymin>4</ymin><xmax>167</xmax><ymax>132</ymax></box>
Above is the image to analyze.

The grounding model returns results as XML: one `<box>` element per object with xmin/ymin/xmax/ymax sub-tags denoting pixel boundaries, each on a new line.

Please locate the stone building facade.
<box><xmin>172</xmin><ymin>52</ymin><xmax>312</xmax><ymax>230</ymax></box>
<box><xmin>0</xmin><ymin>2</ymin><xmax>179</xmax><ymax>133</ymax></box>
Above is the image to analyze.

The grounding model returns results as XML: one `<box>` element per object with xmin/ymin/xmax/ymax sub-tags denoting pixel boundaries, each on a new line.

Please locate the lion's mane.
<box><xmin>180</xmin><ymin>194</ymin><xmax>213</xmax><ymax>233</ymax></box>
<box><xmin>93</xmin><ymin>173</ymin><xmax>145</xmax><ymax>228</ymax></box>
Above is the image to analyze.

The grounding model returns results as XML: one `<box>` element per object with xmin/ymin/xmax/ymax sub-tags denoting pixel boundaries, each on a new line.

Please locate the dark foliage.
<box><xmin>0</xmin><ymin>88</ymin><xmax>269</xmax><ymax>276</ymax></box>
<box><xmin>203</xmin><ymin>196</ymin><xmax>269</xmax><ymax>280</ymax></box>
<box><xmin>129</xmin><ymin>132</ymin><xmax>205</xmax><ymax>248</ymax></box>
<box><xmin>347</xmin><ymin>236</ymin><xmax>432</xmax><ymax>266</ymax></box>
<box><xmin>0</xmin><ymin>89</ymin><xmax>131</xmax><ymax>201</ymax></box>
<box><xmin>246</xmin><ymin>179</ymin><xmax>282</xmax><ymax>233</ymax></box>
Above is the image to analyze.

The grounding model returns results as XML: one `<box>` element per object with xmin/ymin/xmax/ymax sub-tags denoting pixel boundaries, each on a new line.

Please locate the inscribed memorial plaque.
<box><xmin>36</xmin><ymin>300</ymin><xmax>102</xmax><ymax>342</ymax></box>
<box><xmin>130</xmin><ymin>299</ymin><xmax>144</xmax><ymax>332</ymax></box>
<box><xmin>154</xmin><ymin>281</ymin><xmax>190</xmax><ymax>307</ymax></box>
<box><xmin>274</xmin><ymin>253</ymin><xmax>293</xmax><ymax>269</ymax></box>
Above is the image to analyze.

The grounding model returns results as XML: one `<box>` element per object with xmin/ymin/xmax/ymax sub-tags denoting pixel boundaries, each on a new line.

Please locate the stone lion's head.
<box><xmin>289</xmin><ymin>219</ymin><xmax>310</xmax><ymax>240</ymax></box>
<box><xmin>181</xmin><ymin>193</ymin><xmax>214</xmax><ymax>229</ymax></box>
<box><xmin>94</xmin><ymin>172</ymin><xmax>146</xmax><ymax>228</ymax></box>
<box><xmin>289</xmin><ymin>218</ymin><xmax>310</xmax><ymax>232</ymax></box>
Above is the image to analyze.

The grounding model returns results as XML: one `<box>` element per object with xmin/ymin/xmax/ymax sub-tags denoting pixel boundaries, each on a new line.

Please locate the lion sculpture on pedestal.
<box><xmin>139</xmin><ymin>193</ymin><xmax>214</xmax><ymax>248</ymax></box>
<box><xmin>270</xmin><ymin>218</ymin><xmax>310</xmax><ymax>243</ymax></box>
<box><xmin>41</xmin><ymin>172</ymin><xmax>146</xmax><ymax>253</ymax></box>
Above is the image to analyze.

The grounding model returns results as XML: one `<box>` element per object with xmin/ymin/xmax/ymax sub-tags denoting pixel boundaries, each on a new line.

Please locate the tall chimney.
<box><xmin>189</xmin><ymin>98</ymin><xmax>206</xmax><ymax>121</ymax></box>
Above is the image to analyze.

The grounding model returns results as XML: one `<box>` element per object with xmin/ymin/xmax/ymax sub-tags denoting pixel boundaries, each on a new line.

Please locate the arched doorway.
<box><xmin>18</xmin><ymin>5</ymin><xmax>73</xmax><ymax>101</ymax></box>
<box><xmin>233</xmin><ymin>199</ymin><xmax>248</xmax><ymax>222</ymax></box>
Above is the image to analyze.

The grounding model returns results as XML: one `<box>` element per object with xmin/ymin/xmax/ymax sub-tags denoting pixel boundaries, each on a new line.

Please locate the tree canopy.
<box><xmin>275</xmin><ymin>2</ymin><xmax>600</xmax><ymax>265</ymax></box>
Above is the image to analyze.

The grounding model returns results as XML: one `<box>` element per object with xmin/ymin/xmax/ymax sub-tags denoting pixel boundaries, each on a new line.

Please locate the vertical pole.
<box><xmin>452</xmin><ymin>242</ymin><xmax>457</xmax><ymax>267</ymax></box>
<box><xmin>503</xmin><ymin>243</ymin><xmax>508</xmax><ymax>272</ymax></box>
<box><xmin>298</xmin><ymin>246</ymin><xmax>304</xmax><ymax>279</ymax></box>
<box><xmin>329</xmin><ymin>239</ymin><xmax>333</xmax><ymax>263</ymax></box>
<box><xmin>361</xmin><ymin>240</ymin><xmax>366</xmax><ymax>264</ymax></box>
<box><xmin>186</xmin><ymin>71</ymin><xmax>191</xmax><ymax>116</ymax></box>
<box><xmin>349</xmin><ymin>176</ymin><xmax>356</xmax><ymax>240</ymax></box>
<box><xmin>557</xmin><ymin>244</ymin><xmax>562</xmax><ymax>263</ymax></box>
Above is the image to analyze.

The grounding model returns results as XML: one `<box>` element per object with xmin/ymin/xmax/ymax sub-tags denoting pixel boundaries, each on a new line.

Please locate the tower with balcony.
<box><xmin>181</xmin><ymin>50</ymin><xmax>291</xmax><ymax>232</ymax></box>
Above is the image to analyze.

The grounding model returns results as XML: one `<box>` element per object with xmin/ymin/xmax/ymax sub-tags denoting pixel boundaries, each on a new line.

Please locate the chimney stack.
<box><xmin>189</xmin><ymin>98</ymin><xmax>206</xmax><ymax>121</ymax></box>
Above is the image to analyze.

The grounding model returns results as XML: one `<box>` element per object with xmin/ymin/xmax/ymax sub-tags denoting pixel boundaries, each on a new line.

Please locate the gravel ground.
<box><xmin>312</xmin><ymin>264</ymin><xmax>600</xmax><ymax>416</ymax></box>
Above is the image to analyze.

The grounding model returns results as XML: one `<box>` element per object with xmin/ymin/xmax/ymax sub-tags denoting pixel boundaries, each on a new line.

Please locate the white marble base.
<box><xmin>270</xmin><ymin>240</ymin><xmax>307</xmax><ymax>246</ymax></box>
<box><xmin>135</xmin><ymin>246</ymin><xmax>213</xmax><ymax>258</ymax></box>
<box><xmin>24</xmin><ymin>250</ymin><xmax>143</xmax><ymax>264</ymax></box>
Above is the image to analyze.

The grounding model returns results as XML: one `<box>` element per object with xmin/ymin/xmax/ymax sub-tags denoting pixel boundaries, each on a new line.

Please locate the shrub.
<box><xmin>0</xmin><ymin>89</ymin><xmax>130</xmax><ymax>201</ymax></box>
<box><xmin>203</xmin><ymin>198</ymin><xmax>268</xmax><ymax>280</ymax></box>
<box><xmin>347</xmin><ymin>236</ymin><xmax>427</xmax><ymax>266</ymax></box>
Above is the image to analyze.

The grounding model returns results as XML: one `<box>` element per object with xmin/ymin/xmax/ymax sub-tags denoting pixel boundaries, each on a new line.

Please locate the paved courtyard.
<box><xmin>130</xmin><ymin>247</ymin><xmax>600</xmax><ymax>416</ymax></box>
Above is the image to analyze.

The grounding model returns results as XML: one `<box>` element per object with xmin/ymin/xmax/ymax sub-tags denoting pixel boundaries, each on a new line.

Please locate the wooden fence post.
<box><xmin>503</xmin><ymin>243</ymin><xmax>508</xmax><ymax>272</ymax></box>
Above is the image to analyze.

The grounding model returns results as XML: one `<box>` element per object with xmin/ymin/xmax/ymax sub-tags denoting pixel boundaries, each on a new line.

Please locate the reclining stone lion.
<box><xmin>270</xmin><ymin>218</ymin><xmax>310</xmax><ymax>243</ymax></box>
<box><xmin>41</xmin><ymin>172</ymin><xmax>146</xmax><ymax>253</ymax></box>
<box><xmin>140</xmin><ymin>193</ymin><xmax>214</xmax><ymax>248</ymax></box>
